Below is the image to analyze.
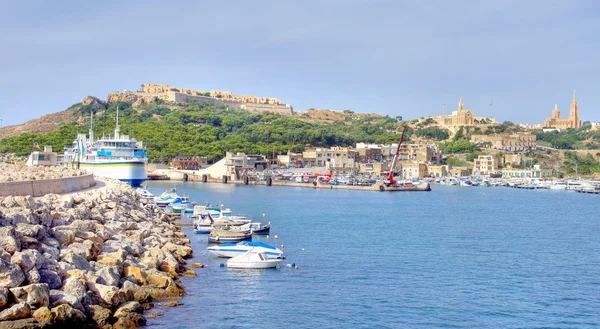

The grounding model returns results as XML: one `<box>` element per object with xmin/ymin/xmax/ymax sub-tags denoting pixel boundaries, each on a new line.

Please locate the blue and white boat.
<box><xmin>62</xmin><ymin>108</ymin><xmax>147</xmax><ymax>186</ymax></box>
<box><xmin>208</xmin><ymin>241</ymin><xmax>284</xmax><ymax>259</ymax></box>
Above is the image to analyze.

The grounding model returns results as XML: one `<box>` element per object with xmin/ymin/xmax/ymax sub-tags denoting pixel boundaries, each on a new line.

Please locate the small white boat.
<box><xmin>193</xmin><ymin>214</ymin><xmax>213</xmax><ymax>234</ymax></box>
<box><xmin>208</xmin><ymin>229</ymin><xmax>252</xmax><ymax>244</ymax></box>
<box><xmin>135</xmin><ymin>187</ymin><xmax>154</xmax><ymax>198</ymax></box>
<box><xmin>227</xmin><ymin>249</ymin><xmax>282</xmax><ymax>269</ymax></box>
<box><xmin>208</xmin><ymin>241</ymin><xmax>284</xmax><ymax>259</ymax></box>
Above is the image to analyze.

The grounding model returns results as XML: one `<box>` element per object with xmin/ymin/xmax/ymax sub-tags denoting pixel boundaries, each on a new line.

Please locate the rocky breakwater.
<box><xmin>0</xmin><ymin>163</ymin><xmax>87</xmax><ymax>182</ymax></box>
<box><xmin>0</xmin><ymin>178</ymin><xmax>194</xmax><ymax>328</ymax></box>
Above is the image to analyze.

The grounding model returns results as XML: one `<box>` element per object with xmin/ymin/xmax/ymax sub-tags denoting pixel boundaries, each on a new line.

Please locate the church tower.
<box><xmin>569</xmin><ymin>91</ymin><xmax>581</xmax><ymax>128</ymax></box>
<box><xmin>458</xmin><ymin>97</ymin><xmax>464</xmax><ymax>112</ymax></box>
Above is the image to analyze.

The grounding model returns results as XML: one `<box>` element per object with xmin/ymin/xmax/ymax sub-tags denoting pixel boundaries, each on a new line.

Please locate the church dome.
<box><xmin>552</xmin><ymin>104</ymin><xmax>560</xmax><ymax>119</ymax></box>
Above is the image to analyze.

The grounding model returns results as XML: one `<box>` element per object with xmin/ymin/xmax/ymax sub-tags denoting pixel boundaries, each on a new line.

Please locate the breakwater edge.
<box><xmin>0</xmin><ymin>164</ymin><xmax>195</xmax><ymax>328</ymax></box>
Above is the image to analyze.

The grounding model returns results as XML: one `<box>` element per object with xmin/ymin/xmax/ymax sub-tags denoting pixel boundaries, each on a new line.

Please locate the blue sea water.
<box><xmin>144</xmin><ymin>182</ymin><xmax>600</xmax><ymax>329</ymax></box>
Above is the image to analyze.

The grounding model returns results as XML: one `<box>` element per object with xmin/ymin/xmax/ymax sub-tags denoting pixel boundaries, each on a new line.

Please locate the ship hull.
<box><xmin>78</xmin><ymin>161</ymin><xmax>147</xmax><ymax>186</ymax></box>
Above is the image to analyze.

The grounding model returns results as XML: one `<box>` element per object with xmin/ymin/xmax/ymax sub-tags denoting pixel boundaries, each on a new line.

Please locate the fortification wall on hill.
<box><xmin>167</xmin><ymin>92</ymin><xmax>294</xmax><ymax>116</ymax></box>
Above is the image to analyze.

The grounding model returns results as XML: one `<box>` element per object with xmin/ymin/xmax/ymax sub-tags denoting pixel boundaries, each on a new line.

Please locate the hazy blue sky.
<box><xmin>1</xmin><ymin>0</ymin><xmax>599</xmax><ymax>127</ymax></box>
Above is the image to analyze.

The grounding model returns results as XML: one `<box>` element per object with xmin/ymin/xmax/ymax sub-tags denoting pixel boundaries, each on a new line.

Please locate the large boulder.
<box><xmin>49</xmin><ymin>290</ymin><xmax>83</xmax><ymax>311</ymax></box>
<box><xmin>0</xmin><ymin>233</ymin><xmax>20</xmax><ymax>255</ymax></box>
<box><xmin>50</xmin><ymin>303</ymin><xmax>86</xmax><ymax>323</ymax></box>
<box><xmin>113</xmin><ymin>301</ymin><xmax>141</xmax><ymax>318</ymax></box>
<box><xmin>38</xmin><ymin>270</ymin><xmax>62</xmax><ymax>289</ymax></box>
<box><xmin>0</xmin><ymin>302</ymin><xmax>31</xmax><ymax>321</ymax></box>
<box><xmin>32</xmin><ymin>306</ymin><xmax>53</xmax><ymax>323</ymax></box>
<box><xmin>0</xmin><ymin>259</ymin><xmax>26</xmax><ymax>288</ymax></box>
<box><xmin>62</xmin><ymin>277</ymin><xmax>86</xmax><ymax>302</ymax></box>
<box><xmin>86</xmin><ymin>304</ymin><xmax>113</xmax><ymax>328</ymax></box>
<box><xmin>82</xmin><ymin>95</ymin><xmax>108</xmax><ymax>110</ymax></box>
<box><xmin>123</xmin><ymin>266</ymin><xmax>147</xmax><ymax>285</ymax></box>
<box><xmin>25</xmin><ymin>268</ymin><xmax>41</xmax><ymax>284</ymax></box>
<box><xmin>51</xmin><ymin>229</ymin><xmax>74</xmax><ymax>246</ymax></box>
<box><xmin>86</xmin><ymin>282</ymin><xmax>119</xmax><ymax>306</ymax></box>
<box><xmin>96</xmin><ymin>265</ymin><xmax>121</xmax><ymax>287</ymax></box>
<box><xmin>14</xmin><ymin>223</ymin><xmax>45</xmax><ymax>240</ymax></box>
<box><xmin>65</xmin><ymin>242</ymin><xmax>91</xmax><ymax>261</ymax></box>
<box><xmin>11</xmin><ymin>249</ymin><xmax>44</xmax><ymax>273</ymax></box>
<box><xmin>9</xmin><ymin>283</ymin><xmax>50</xmax><ymax>309</ymax></box>
<box><xmin>0</xmin><ymin>287</ymin><xmax>9</xmax><ymax>309</ymax></box>
<box><xmin>61</xmin><ymin>251</ymin><xmax>91</xmax><ymax>271</ymax></box>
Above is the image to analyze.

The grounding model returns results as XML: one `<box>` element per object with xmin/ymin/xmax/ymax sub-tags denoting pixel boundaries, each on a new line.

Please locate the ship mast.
<box><xmin>114</xmin><ymin>106</ymin><xmax>120</xmax><ymax>140</ymax></box>
<box><xmin>89</xmin><ymin>110</ymin><xmax>94</xmax><ymax>143</ymax></box>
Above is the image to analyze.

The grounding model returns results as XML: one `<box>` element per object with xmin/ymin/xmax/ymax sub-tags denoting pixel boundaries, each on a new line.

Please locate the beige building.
<box><xmin>427</xmin><ymin>165</ymin><xmax>449</xmax><ymax>178</ymax></box>
<box><xmin>473</xmin><ymin>155</ymin><xmax>500</xmax><ymax>175</ymax></box>
<box><xmin>471</xmin><ymin>132</ymin><xmax>536</xmax><ymax>152</ymax></box>
<box><xmin>448</xmin><ymin>166</ymin><xmax>470</xmax><ymax>177</ymax></box>
<box><xmin>542</xmin><ymin>92</ymin><xmax>581</xmax><ymax>129</ymax></box>
<box><xmin>359</xmin><ymin>162</ymin><xmax>390</xmax><ymax>176</ymax></box>
<box><xmin>383</xmin><ymin>143</ymin><xmax>443</xmax><ymax>164</ymax></box>
<box><xmin>400</xmin><ymin>163</ymin><xmax>428</xmax><ymax>179</ymax></box>
<box><xmin>503</xmin><ymin>153</ymin><xmax>523</xmax><ymax>167</ymax></box>
<box><xmin>277</xmin><ymin>152</ymin><xmax>303</xmax><ymax>167</ymax></box>
<box><xmin>434</xmin><ymin>98</ymin><xmax>475</xmax><ymax>126</ymax></box>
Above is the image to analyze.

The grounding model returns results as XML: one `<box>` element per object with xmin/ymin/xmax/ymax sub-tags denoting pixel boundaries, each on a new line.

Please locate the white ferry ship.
<box><xmin>62</xmin><ymin>109</ymin><xmax>148</xmax><ymax>186</ymax></box>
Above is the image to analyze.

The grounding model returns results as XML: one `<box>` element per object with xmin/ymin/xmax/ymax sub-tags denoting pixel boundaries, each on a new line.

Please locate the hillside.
<box><xmin>0</xmin><ymin>98</ymin><xmax>409</xmax><ymax>162</ymax></box>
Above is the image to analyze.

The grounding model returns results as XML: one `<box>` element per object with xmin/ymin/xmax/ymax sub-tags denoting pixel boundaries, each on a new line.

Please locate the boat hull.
<box><xmin>227</xmin><ymin>261</ymin><xmax>280</xmax><ymax>269</ymax></box>
<box><xmin>78</xmin><ymin>161</ymin><xmax>147</xmax><ymax>186</ymax></box>
<box><xmin>208</xmin><ymin>246</ymin><xmax>283</xmax><ymax>259</ymax></box>
<box><xmin>208</xmin><ymin>236</ymin><xmax>252</xmax><ymax>244</ymax></box>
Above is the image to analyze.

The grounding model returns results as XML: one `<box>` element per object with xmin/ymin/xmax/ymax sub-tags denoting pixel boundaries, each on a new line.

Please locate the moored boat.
<box><xmin>208</xmin><ymin>229</ymin><xmax>252</xmax><ymax>244</ymax></box>
<box><xmin>208</xmin><ymin>241</ymin><xmax>284</xmax><ymax>259</ymax></box>
<box><xmin>227</xmin><ymin>249</ymin><xmax>282</xmax><ymax>269</ymax></box>
<box><xmin>249</xmin><ymin>222</ymin><xmax>271</xmax><ymax>235</ymax></box>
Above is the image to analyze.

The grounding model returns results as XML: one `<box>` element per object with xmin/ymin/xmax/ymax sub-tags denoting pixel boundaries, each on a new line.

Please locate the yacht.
<box><xmin>63</xmin><ymin>109</ymin><xmax>147</xmax><ymax>186</ymax></box>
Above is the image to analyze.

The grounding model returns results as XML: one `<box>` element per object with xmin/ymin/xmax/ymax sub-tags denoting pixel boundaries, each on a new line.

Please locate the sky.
<box><xmin>1</xmin><ymin>0</ymin><xmax>599</xmax><ymax>127</ymax></box>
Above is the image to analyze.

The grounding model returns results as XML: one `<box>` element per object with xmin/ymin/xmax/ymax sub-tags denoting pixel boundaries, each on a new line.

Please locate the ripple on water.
<box><xmin>145</xmin><ymin>182</ymin><xmax>600</xmax><ymax>329</ymax></box>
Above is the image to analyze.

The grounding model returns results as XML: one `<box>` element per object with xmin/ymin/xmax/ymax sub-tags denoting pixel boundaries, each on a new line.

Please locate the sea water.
<box><xmin>145</xmin><ymin>182</ymin><xmax>600</xmax><ymax>328</ymax></box>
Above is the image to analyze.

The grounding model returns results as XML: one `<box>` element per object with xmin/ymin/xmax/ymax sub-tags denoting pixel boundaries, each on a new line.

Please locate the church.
<box><xmin>542</xmin><ymin>92</ymin><xmax>581</xmax><ymax>129</ymax></box>
<box><xmin>436</xmin><ymin>97</ymin><xmax>474</xmax><ymax>126</ymax></box>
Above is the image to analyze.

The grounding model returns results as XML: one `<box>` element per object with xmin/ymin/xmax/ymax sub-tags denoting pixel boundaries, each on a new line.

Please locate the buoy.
<box><xmin>286</xmin><ymin>264</ymin><xmax>291</xmax><ymax>268</ymax></box>
<box><xmin>281</xmin><ymin>244</ymin><xmax>285</xmax><ymax>249</ymax></box>
<box><xmin>219</xmin><ymin>263</ymin><xmax>225</xmax><ymax>268</ymax></box>
<box><xmin>266</xmin><ymin>235</ymin><xmax>270</xmax><ymax>239</ymax></box>
<box><xmin>274</xmin><ymin>235</ymin><xmax>279</xmax><ymax>239</ymax></box>
<box><xmin>262</xmin><ymin>213</ymin><xmax>266</xmax><ymax>217</ymax></box>
<box><xmin>292</xmin><ymin>262</ymin><xmax>295</xmax><ymax>267</ymax></box>
<box><xmin>301</xmin><ymin>248</ymin><xmax>305</xmax><ymax>251</ymax></box>
<box><xmin>294</xmin><ymin>265</ymin><xmax>299</xmax><ymax>270</ymax></box>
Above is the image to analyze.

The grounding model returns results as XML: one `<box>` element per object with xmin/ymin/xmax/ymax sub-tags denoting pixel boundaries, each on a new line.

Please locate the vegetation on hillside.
<box><xmin>534</xmin><ymin>124</ymin><xmax>600</xmax><ymax>150</ymax></box>
<box><xmin>0</xmin><ymin>100</ymin><xmax>411</xmax><ymax>163</ymax></box>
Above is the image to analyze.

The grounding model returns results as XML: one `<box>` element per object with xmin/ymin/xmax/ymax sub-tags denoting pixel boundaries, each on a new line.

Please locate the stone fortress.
<box><xmin>542</xmin><ymin>92</ymin><xmax>581</xmax><ymax>129</ymax></box>
<box><xmin>135</xmin><ymin>83</ymin><xmax>294</xmax><ymax>116</ymax></box>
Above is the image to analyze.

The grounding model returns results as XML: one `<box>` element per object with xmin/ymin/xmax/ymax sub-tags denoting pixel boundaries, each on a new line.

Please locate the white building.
<box><xmin>26</xmin><ymin>146</ymin><xmax>58</xmax><ymax>167</ymax></box>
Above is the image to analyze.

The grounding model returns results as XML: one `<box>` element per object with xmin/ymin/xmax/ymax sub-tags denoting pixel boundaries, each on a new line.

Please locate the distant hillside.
<box><xmin>0</xmin><ymin>98</ymin><xmax>408</xmax><ymax>162</ymax></box>
<box><xmin>295</xmin><ymin>109</ymin><xmax>384</xmax><ymax>123</ymax></box>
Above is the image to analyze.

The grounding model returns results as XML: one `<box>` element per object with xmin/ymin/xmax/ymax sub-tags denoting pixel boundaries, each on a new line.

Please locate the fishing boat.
<box><xmin>154</xmin><ymin>188</ymin><xmax>182</xmax><ymax>207</ymax></box>
<box><xmin>227</xmin><ymin>249</ymin><xmax>282</xmax><ymax>269</ymax></box>
<box><xmin>62</xmin><ymin>108</ymin><xmax>147</xmax><ymax>186</ymax></box>
<box><xmin>208</xmin><ymin>241</ymin><xmax>284</xmax><ymax>259</ymax></box>
<box><xmin>193</xmin><ymin>214</ymin><xmax>213</xmax><ymax>234</ymax></box>
<box><xmin>214</xmin><ymin>223</ymin><xmax>253</xmax><ymax>234</ymax></box>
<box><xmin>208</xmin><ymin>229</ymin><xmax>252</xmax><ymax>244</ymax></box>
<box><xmin>170</xmin><ymin>201</ymin><xmax>197</xmax><ymax>214</ymax></box>
<box><xmin>248</xmin><ymin>222</ymin><xmax>271</xmax><ymax>235</ymax></box>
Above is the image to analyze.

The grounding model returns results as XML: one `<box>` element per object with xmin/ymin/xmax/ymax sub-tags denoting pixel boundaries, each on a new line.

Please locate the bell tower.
<box><xmin>569</xmin><ymin>91</ymin><xmax>581</xmax><ymax>128</ymax></box>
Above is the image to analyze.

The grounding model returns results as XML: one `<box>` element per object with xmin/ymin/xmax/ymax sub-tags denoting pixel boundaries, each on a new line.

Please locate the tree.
<box><xmin>453</xmin><ymin>126</ymin><xmax>465</xmax><ymax>141</ymax></box>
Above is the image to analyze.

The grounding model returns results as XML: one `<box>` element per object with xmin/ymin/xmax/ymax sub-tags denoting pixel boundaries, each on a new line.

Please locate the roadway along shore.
<box><xmin>0</xmin><ymin>168</ymin><xmax>196</xmax><ymax>328</ymax></box>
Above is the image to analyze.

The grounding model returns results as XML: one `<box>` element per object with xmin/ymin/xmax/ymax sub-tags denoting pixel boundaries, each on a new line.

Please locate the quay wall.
<box><xmin>0</xmin><ymin>173</ymin><xmax>95</xmax><ymax>197</ymax></box>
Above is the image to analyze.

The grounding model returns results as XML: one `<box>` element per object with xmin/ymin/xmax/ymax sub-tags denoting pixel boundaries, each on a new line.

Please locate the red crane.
<box><xmin>386</xmin><ymin>125</ymin><xmax>408</xmax><ymax>186</ymax></box>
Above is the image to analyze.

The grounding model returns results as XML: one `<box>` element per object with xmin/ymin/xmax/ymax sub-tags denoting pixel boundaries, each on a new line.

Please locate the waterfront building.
<box><xmin>355</xmin><ymin>143</ymin><xmax>383</xmax><ymax>162</ymax></box>
<box><xmin>225</xmin><ymin>152</ymin><xmax>269</xmax><ymax>178</ymax></box>
<box><xmin>400</xmin><ymin>163</ymin><xmax>428</xmax><ymax>179</ymax></box>
<box><xmin>427</xmin><ymin>165</ymin><xmax>449</xmax><ymax>178</ymax></box>
<box><xmin>448</xmin><ymin>166</ymin><xmax>470</xmax><ymax>177</ymax></box>
<box><xmin>302</xmin><ymin>147</ymin><xmax>357</xmax><ymax>170</ymax></box>
<box><xmin>542</xmin><ymin>92</ymin><xmax>581</xmax><ymax>129</ymax></box>
<box><xmin>473</xmin><ymin>155</ymin><xmax>500</xmax><ymax>175</ymax></box>
<box><xmin>359</xmin><ymin>162</ymin><xmax>390</xmax><ymax>176</ymax></box>
<box><xmin>591</xmin><ymin>122</ymin><xmax>600</xmax><ymax>130</ymax></box>
<box><xmin>26</xmin><ymin>145</ymin><xmax>58</xmax><ymax>167</ymax></box>
<box><xmin>470</xmin><ymin>132</ymin><xmax>536</xmax><ymax>152</ymax></box>
<box><xmin>502</xmin><ymin>166</ymin><xmax>553</xmax><ymax>178</ymax></box>
<box><xmin>170</xmin><ymin>156</ymin><xmax>207</xmax><ymax>171</ymax></box>
<box><xmin>276</xmin><ymin>152</ymin><xmax>304</xmax><ymax>167</ymax></box>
